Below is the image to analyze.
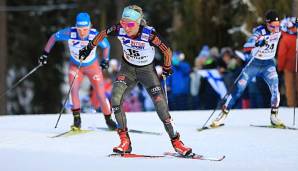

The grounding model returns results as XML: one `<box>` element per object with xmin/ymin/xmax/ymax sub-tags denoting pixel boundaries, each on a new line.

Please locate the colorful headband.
<box><xmin>122</xmin><ymin>7</ymin><xmax>142</xmax><ymax>24</ymax></box>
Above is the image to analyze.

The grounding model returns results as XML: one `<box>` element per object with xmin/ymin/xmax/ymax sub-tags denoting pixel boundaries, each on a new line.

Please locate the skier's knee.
<box><xmin>148</xmin><ymin>85</ymin><xmax>163</xmax><ymax>103</ymax></box>
<box><xmin>111</xmin><ymin>93</ymin><xmax>122</xmax><ymax>106</ymax></box>
<box><xmin>161</xmin><ymin>115</ymin><xmax>172</xmax><ymax>124</ymax></box>
<box><xmin>111</xmin><ymin>84</ymin><xmax>125</xmax><ymax>106</ymax></box>
<box><xmin>112</xmin><ymin>105</ymin><xmax>121</xmax><ymax>114</ymax></box>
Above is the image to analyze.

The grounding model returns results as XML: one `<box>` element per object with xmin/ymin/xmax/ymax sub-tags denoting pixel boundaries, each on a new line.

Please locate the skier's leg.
<box><xmin>111</xmin><ymin>74</ymin><xmax>136</xmax><ymax>130</ymax></box>
<box><xmin>69</xmin><ymin>64</ymin><xmax>84</xmax><ymax>130</ymax></box>
<box><xmin>146</xmin><ymin>85</ymin><xmax>177</xmax><ymax>137</ymax></box>
<box><xmin>139</xmin><ymin>65</ymin><xmax>192</xmax><ymax>156</ymax></box>
<box><xmin>85</xmin><ymin>62</ymin><xmax>116</xmax><ymax>129</ymax></box>
<box><xmin>262</xmin><ymin>64</ymin><xmax>284</xmax><ymax>127</ymax></box>
<box><xmin>211</xmin><ymin>60</ymin><xmax>258</xmax><ymax>127</ymax></box>
<box><xmin>225</xmin><ymin>71</ymin><xmax>253</xmax><ymax>110</ymax></box>
<box><xmin>85</xmin><ymin>62</ymin><xmax>111</xmax><ymax>114</ymax></box>
<box><xmin>112</xmin><ymin>68</ymin><xmax>136</xmax><ymax>153</ymax></box>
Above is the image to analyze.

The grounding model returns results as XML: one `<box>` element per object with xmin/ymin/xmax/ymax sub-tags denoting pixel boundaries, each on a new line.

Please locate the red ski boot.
<box><xmin>171</xmin><ymin>133</ymin><xmax>192</xmax><ymax>156</ymax></box>
<box><xmin>113</xmin><ymin>129</ymin><xmax>132</xmax><ymax>153</ymax></box>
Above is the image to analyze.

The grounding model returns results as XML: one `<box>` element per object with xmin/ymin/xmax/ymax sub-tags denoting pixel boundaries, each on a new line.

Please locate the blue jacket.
<box><xmin>167</xmin><ymin>61</ymin><xmax>191</xmax><ymax>95</ymax></box>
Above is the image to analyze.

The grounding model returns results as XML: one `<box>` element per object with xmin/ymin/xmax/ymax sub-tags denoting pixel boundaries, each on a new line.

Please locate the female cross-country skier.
<box><xmin>211</xmin><ymin>10</ymin><xmax>285</xmax><ymax>128</ymax></box>
<box><xmin>39</xmin><ymin>12</ymin><xmax>117</xmax><ymax>130</ymax></box>
<box><xmin>79</xmin><ymin>5</ymin><xmax>192</xmax><ymax>156</ymax></box>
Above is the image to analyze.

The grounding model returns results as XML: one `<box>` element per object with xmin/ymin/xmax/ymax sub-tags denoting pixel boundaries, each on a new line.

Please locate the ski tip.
<box><xmin>217</xmin><ymin>155</ymin><xmax>226</xmax><ymax>161</ymax></box>
<box><xmin>50</xmin><ymin>129</ymin><xmax>94</xmax><ymax>138</ymax></box>
<box><xmin>108</xmin><ymin>153</ymin><xmax>165</xmax><ymax>158</ymax></box>
<box><xmin>250</xmin><ymin>124</ymin><xmax>298</xmax><ymax>130</ymax></box>
<box><xmin>211</xmin><ymin>123</ymin><xmax>225</xmax><ymax>128</ymax></box>
<box><xmin>197</xmin><ymin>123</ymin><xmax>225</xmax><ymax>132</ymax></box>
<box><xmin>197</xmin><ymin>127</ymin><xmax>207</xmax><ymax>132</ymax></box>
<box><xmin>164</xmin><ymin>152</ymin><xmax>226</xmax><ymax>161</ymax></box>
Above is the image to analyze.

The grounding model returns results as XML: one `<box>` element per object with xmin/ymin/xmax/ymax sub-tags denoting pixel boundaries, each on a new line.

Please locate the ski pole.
<box><xmin>199</xmin><ymin>55</ymin><xmax>256</xmax><ymax>129</ymax></box>
<box><xmin>199</xmin><ymin>47</ymin><xmax>261</xmax><ymax>130</ymax></box>
<box><xmin>0</xmin><ymin>63</ymin><xmax>43</xmax><ymax>99</ymax></box>
<box><xmin>54</xmin><ymin>60</ymin><xmax>82</xmax><ymax>128</ymax></box>
<box><xmin>199</xmin><ymin>68</ymin><xmax>244</xmax><ymax>129</ymax></box>
<box><xmin>162</xmin><ymin>75</ymin><xmax>168</xmax><ymax>104</ymax></box>
<box><xmin>199</xmin><ymin>95</ymin><xmax>226</xmax><ymax>130</ymax></box>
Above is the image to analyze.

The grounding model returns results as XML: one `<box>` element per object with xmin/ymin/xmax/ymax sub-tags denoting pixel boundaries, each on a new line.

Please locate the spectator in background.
<box><xmin>198</xmin><ymin>55</ymin><xmax>227</xmax><ymax>109</ymax></box>
<box><xmin>278</xmin><ymin>17</ymin><xmax>298</xmax><ymax>106</ymax></box>
<box><xmin>196</xmin><ymin>45</ymin><xmax>210</xmax><ymax>69</ymax></box>
<box><xmin>107</xmin><ymin>59</ymin><xmax>121</xmax><ymax>81</ymax></box>
<box><xmin>190</xmin><ymin>57</ymin><xmax>202</xmax><ymax>109</ymax></box>
<box><xmin>190</xmin><ymin>45</ymin><xmax>212</xmax><ymax>109</ymax></box>
<box><xmin>217</xmin><ymin>47</ymin><xmax>244</xmax><ymax>108</ymax></box>
<box><xmin>218</xmin><ymin>47</ymin><xmax>237</xmax><ymax>86</ymax></box>
<box><xmin>122</xmin><ymin>86</ymin><xmax>142</xmax><ymax>112</ymax></box>
<box><xmin>209</xmin><ymin>46</ymin><xmax>220</xmax><ymax>62</ymax></box>
<box><xmin>167</xmin><ymin>51</ymin><xmax>191</xmax><ymax>110</ymax></box>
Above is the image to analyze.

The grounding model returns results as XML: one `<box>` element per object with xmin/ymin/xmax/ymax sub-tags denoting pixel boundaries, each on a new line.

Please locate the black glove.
<box><xmin>79</xmin><ymin>42</ymin><xmax>94</xmax><ymax>60</ymax></box>
<box><xmin>255</xmin><ymin>39</ymin><xmax>266</xmax><ymax>47</ymax></box>
<box><xmin>100</xmin><ymin>59</ymin><xmax>109</xmax><ymax>70</ymax></box>
<box><xmin>162</xmin><ymin>66</ymin><xmax>173</xmax><ymax>77</ymax></box>
<box><xmin>39</xmin><ymin>51</ymin><xmax>48</xmax><ymax>65</ymax></box>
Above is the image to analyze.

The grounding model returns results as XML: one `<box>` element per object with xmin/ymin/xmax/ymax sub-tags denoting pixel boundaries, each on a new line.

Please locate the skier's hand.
<box><xmin>162</xmin><ymin>66</ymin><xmax>173</xmax><ymax>77</ymax></box>
<box><xmin>39</xmin><ymin>51</ymin><xmax>48</xmax><ymax>65</ymax></box>
<box><xmin>79</xmin><ymin>42</ymin><xmax>94</xmax><ymax>60</ymax></box>
<box><xmin>100</xmin><ymin>59</ymin><xmax>109</xmax><ymax>70</ymax></box>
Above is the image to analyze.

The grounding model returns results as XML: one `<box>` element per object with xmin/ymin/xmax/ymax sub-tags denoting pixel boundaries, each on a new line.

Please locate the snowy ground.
<box><xmin>0</xmin><ymin>108</ymin><xmax>298</xmax><ymax>171</ymax></box>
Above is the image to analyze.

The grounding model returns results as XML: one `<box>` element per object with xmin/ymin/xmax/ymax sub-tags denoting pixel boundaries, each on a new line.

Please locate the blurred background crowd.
<box><xmin>0</xmin><ymin>0</ymin><xmax>297</xmax><ymax>114</ymax></box>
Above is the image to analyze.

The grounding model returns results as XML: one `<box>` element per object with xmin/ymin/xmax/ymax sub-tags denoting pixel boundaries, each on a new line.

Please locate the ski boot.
<box><xmin>104</xmin><ymin>115</ymin><xmax>117</xmax><ymax>130</ymax></box>
<box><xmin>210</xmin><ymin>106</ymin><xmax>229</xmax><ymax>128</ymax></box>
<box><xmin>270</xmin><ymin>107</ymin><xmax>285</xmax><ymax>128</ymax></box>
<box><xmin>113</xmin><ymin>128</ymin><xmax>132</xmax><ymax>153</ymax></box>
<box><xmin>171</xmin><ymin>133</ymin><xmax>192</xmax><ymax>156</ymax></box>
<box><xmin>71</xmin><ymin>109</ymin><xmax>81</xmax><ymax>131</ymax></box>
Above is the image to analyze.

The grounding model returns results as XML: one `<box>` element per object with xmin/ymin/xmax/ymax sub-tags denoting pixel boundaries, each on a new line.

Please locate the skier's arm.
<box><xmin>43</xmin><ymin>28</ymin><xmax>71</xmax><ymax>54</ymax></box>
<box><xmin>97</xmin><ymin>37</ymin><xmax>111</xmax><ymax>70</ymax></box>
<box><xmin>97</xmin><ymin>37</ymin><xmax>110</xmax><ymax>60</ymax></box>
<box><xmin>39</xmin><ymin>28</ymin><xmax>71</xmax><ymax>65</ymax></box>
<box><xmin>149</xmin><ymin>31</ymin><xmax>172</xmax><ymax>72</ymax></box>
<box><xmin>90</xmin><ymin>24</ymin><xmax>120</xmax><ymax>48</ymax></box>
<box><xmin>79</xmin><ymin>24</ymin><xmax>119</xmax><ymax>61</ymax></box>
<box><xmin>243</xmin><ymin>26</ymin><xmax>264</xmax><ymax>52</ymax></box>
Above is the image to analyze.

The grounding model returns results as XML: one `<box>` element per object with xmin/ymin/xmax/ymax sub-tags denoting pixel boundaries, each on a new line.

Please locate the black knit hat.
<box><xmin>265</xmin><ymin>10</ymin><xmax>279</xmax><ymax>23</ymax></box>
